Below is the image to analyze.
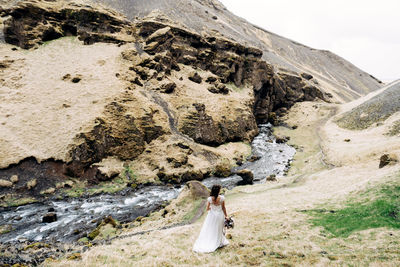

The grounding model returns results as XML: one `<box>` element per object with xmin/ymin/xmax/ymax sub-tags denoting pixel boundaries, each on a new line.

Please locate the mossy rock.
<box><xmin>186</xmin><ymin>180</ymin><xmax>209</xmax><ymax>199</ymax></box>
<box><xmin>78</xmin><ymin>237</ymin><xmax>90</xmax><ymax>244</ymax></box>
<box><xmin>214</xmin><ymin>163</ymin><xmax>231</xmax><ymax>177</ymax></box>
<box><xmin>88</xmin><ymin>228</ymin><xmax>100</xmax><ymax>240</ymax></box>
<box><xmin>0</xmin><ymin>224</ymin><xmax>13</xmax><ymax>235</ymax></box>
<box><xmin>23</xmin><ymin>242</ymin><xmax>50</xmax><ymax>250</ymax></box>
<box><xmin>67</xmin><ymin>253</ymin><xmax>82</xmax><ymax>261</ymax></box>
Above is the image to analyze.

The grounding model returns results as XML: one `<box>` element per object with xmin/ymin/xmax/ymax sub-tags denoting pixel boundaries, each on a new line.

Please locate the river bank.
<box><xmin>0</xmin><ymin>123</ymin><xmax>295</xmax><ymax>265</ymax></box>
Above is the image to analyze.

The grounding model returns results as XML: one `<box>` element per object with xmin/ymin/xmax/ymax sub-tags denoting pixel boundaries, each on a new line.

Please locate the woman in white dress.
<box><xmin>193</xmin><ymin>184</ymin><xmax>229</xmax><ymax>253</ymax></box>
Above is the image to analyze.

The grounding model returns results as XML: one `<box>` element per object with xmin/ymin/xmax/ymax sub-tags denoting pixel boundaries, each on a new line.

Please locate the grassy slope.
<box><xmin>46</xmin><ymin>101</ymin><xmax>400</xmax><ymax>267</ymax></box>
<box><xmin>310</xmin><ymin>180</ymin><xmax>400</xmax><ymax>238</ymax></box>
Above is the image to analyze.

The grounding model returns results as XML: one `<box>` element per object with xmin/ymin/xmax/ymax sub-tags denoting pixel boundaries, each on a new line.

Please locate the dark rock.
<box><xmin>379</xmin><ymin>154</ymin><xmax>398</xmax><ymax>168</ymax></box>
<box><xmin>276</xmin><ymin>136</ymin><xmax>289</xmax><ymax>143</ymax></box>
<box><xmin>247</xmin><ymin>155</ymin><xmax>261</xmax><ymax>162</ymax></box>
<box><xmin>344</xmin><ymin>139</ymin><xmax>351</xmax><ymax>142</ymax></box>
<box><xmin>266</xmin><ymin>174</ymin><xmax>277</xmax><ymax>181</ymax></box>
<box><xmin>71</xmin><ymin>77</ymin><xmax>81</xmax><ymax>83</ymax></box>
<box><xmin>48</xmin><ymin>207</ymin><xmax>55</xmax><ymax>212</ymax></box>
<box><xmin>301</xmin><ymin>73</ymin><xmax>313</xmax><ymax>80</ymax></box>
<box><xmin>132</xmin><ymin>77</ymin><xmax>143</xmax><ymax>86</ymax></box>
<box><xmin>268</xmin><ymin>112</ymin><xmax>279</xmax><ymax>126</ymax></box>
<box><xmin>188</xmin><ymin>72</ymin><xmax>202</xmax><ymax>83</ymax></box>
<box><xmin>215</xmin><ymin>83</ymin><xmax>229</xmax><ymax>94</ymax></box>
<box><xmin>236</xmin><ymin>169</ymin><xmax>254</xmax><ymax>185</ymax></box>
<box><xmin>206</xmin><ymin>76</ymin><xmax>217</xmax><ymax>83</ymax></box>
<box><xmin>160</xmin><ymin>81</ymin><xmax>176</xmax><ymax>93</ymax></box>
<box><xmin>207</xmin><ymin>84</ymin><xmax>229</xmax><ymax>94</ymax></box>
<box><xmin>42</xmin><ymin>213</ymin><xmax>57</xmax><ymax>223</ymax></box>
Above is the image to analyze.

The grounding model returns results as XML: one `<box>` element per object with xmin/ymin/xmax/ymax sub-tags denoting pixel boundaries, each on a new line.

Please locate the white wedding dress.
<box><xmin>193</xmin><ymin>195</ymin><xmax>229</xmax><ymax>253</ymax></box>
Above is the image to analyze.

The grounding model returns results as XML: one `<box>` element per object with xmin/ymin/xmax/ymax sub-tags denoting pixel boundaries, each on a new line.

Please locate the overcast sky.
<box><xmin>219</xmin><ymin>0</ymin><xmax>399</xmax><ymax>82</ymax></box>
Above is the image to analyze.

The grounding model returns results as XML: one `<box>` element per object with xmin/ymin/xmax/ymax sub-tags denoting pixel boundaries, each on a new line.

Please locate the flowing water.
<box><xmin>0</xmin><ymin>124</ymin><xmax>295</xmax><ymax>243</ymax></box>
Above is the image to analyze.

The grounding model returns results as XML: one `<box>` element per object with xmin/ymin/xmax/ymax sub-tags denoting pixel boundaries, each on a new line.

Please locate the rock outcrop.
<box><xmin>2</xmin><ymin>0</ymin><xmax>134</xmax><ymax>49</ymax></box>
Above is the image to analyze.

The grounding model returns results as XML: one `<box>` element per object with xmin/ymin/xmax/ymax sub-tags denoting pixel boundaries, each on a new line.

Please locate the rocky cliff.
<box><xmin>89</xmin><ymin>0</ymin><xmax>383</xmax><ymax>101</ymax></box>
<box><xmin>0</xmin><ymin>0</ymin><xmax>381</xmax><ymax>202</ymax></box>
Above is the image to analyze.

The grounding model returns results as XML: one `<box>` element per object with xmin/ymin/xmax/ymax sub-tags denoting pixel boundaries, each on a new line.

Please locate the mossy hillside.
<box><xmin>62</xmin><ymin>168</ymin><xmax>137</xmax><ymax>198</ymax></box>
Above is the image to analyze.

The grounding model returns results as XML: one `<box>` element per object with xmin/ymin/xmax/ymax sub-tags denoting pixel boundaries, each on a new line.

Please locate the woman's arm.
<box><xmin>206</xmin><ymin>201</ymin><xmax>210</xmax><ymax>211</ymax></box>
<box><xmin>222</xmin><ymin>201</ymin><xmax>228</xmax><ymax>218</ymax></box>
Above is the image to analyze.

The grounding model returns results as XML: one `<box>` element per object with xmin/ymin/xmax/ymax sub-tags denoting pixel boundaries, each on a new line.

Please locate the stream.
<box><xmin>0</xmin><ymin>124</ymin><xmax>295</xmax><ymax>244</ymax></box>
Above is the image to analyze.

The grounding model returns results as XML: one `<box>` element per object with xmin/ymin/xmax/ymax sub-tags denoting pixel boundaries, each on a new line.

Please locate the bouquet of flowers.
<box><xmin>224</xmin><ymin>216</ymin><xmax>234</xmax><ymax>229</ymax></box>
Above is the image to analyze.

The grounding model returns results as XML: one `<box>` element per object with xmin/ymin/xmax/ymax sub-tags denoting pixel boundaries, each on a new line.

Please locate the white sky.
<box><xmin>219</xmin><ymin>0</ymin><xmax>400</xmax><ymax>82</ymax></box>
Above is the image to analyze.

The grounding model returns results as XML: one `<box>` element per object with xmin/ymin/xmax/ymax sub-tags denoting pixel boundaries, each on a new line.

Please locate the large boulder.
<box><xmin>186</xmin><ymin>180</ymin><xmax>210</xmax><ymax>199</ymax></box>
<box><xmin>42</xmin><ymin>212</ymin><xmax>57</xmax><ymax>223</ymax></box>
<box><xmin>236</xmin><ymin>169</ymin><xmax>254</xmax><ymax>185</ymax></box>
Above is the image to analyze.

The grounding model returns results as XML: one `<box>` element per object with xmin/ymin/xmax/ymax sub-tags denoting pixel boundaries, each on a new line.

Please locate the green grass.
<box><xmin>310</xmin><ymin>182</ymin><xmax>400</xmax><ymax>237</ymax></box>
<box><xmin>182</xmin><ymin>199</ymin><xmax>203</xmax><ymax>222</ymax></box>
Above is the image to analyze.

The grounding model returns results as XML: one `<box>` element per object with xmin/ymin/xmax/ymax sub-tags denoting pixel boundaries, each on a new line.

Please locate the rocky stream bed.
<box><xmin>0</xmin><ymin>124</ymin><xmax>295</xmax><ymax>265</ymax></box>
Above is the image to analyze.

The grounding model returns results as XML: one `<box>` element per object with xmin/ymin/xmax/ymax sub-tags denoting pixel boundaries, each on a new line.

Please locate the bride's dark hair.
<box><xmin>210</xmin><ymin>184</ymin><xmax>221</xmax><ymax>199</ymax></box>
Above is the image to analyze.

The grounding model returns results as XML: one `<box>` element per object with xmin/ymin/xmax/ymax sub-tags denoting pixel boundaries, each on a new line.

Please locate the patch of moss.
<box><xmin>67</xmin><ymin>252</ymin><xmax>82</xmax><ymax>261</ymax></box>
<box><xmin>309</xmin><ymin>180</ymin><xmax>400</xmax><ymax>237</ymax></box>
<box><xmin>1</xmin><ymin>197</ymin><xmax>37</xmax><ymax>208</ymax></box>
<box><xmin>87</xmin><ymin>182</ymin><xmax>125</xmax><ymax>195</ymax></box>
<box><xmin>23</xmin><ymin>242</ymin><xmax>50</xmax><ymax>250</ymax></box>
<box><xmin>88</xmin><ymin>228</ymin><xmax>100</xmax><ymax>240</ymax></box>
<box><xmin>225</xmin><ymin>82</ymin><xmax>244</xmax><ymax>92</ymax></box>
<box><xmin>183</xmin><ymin>199</ymin><xmax>203</xmax><ymax>222</ymax></box>
<box><xmin>64</xmin><ymin>187</ymin><xmax>86</xmax><ymax>198</ymax></box>
<box><xmin>96</xmin><ymin>224</ymin><xmax>117</xmax><ymax>239</ymax></box>
<box><xmin>0</xmin><ymin>224</ymin><xmax>13</xmax><ymax>235</ymax></box>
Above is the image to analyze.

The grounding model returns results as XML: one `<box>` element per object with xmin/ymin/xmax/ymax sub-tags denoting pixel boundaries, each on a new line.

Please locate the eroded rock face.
<box><xmin>179</xmin><ymin>103</ymin><xmax>258</xmax><ymax>146</ymax></box>
<box><xmin>2</xmin><ymin>0</ymin><xmax>133</xmax><ymax>49</ymax></box>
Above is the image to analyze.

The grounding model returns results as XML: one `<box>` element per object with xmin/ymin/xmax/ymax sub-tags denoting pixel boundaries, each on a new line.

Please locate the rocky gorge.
<box><xmin>0</xmin><ymin>0</ymin><xmax>331</xmax><ymax>203</ymax></box>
